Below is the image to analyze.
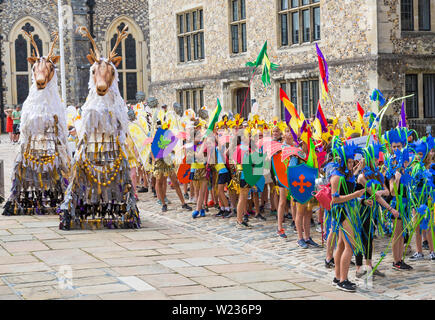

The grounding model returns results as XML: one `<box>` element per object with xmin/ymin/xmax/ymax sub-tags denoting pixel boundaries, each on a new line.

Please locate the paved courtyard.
<box><xmin>0</xmin><ymin>136</ymin><xmax>433</xmax><ymax>300</ymax></box>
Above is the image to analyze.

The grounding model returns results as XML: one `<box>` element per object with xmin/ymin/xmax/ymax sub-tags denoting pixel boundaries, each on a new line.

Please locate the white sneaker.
<box><xmin>429</xmin><ymin>252</ymin><xmax>435</xmax><ymax>260</ymax></box>
<box><xmin>409</xmin><ymin>252</ymin><xmax>424</xmax><ymax>261</ymax></box>
<box><xmin>316</xmin><ymin>224</ymin><xmax>322</xmax><ymax>233</ymax></box>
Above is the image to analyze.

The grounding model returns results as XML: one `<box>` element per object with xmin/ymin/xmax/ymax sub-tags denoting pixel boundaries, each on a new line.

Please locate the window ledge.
<box><xmin>277</xmin><ymin>40</ymin><xmax>320</xmax><ymax>52</ymax></box>
<box><xmin>177</xmin><ymin>59</ymin><xmax>206</xmax><ymax>67</ymax></box>
<box><xmin>401</xmin><ymin>31</ymin><xmax>435</xmax><ymax>38</ymax></box>
<box><xmin>229</xmin><ymin>52</ymin><xmax>248</xmax><ymax>58</ymax></box>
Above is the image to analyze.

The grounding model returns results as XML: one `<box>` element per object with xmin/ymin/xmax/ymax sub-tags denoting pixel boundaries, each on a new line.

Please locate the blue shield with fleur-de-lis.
<box><xmin>287</xmin><ymin>163</ymin><xmax>318</xmax><ymax>204</ymax></box>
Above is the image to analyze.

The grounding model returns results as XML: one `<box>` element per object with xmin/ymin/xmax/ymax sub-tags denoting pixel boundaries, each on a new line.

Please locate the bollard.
<box><xmin>0</xmin><ymin>160</ymin><xmax>3</xmax><ymax>203</ymax></box>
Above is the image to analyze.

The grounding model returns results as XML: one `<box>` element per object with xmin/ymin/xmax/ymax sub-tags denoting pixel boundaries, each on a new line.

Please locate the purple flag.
<box><xmin>399</xmin><ymin>101</ymin><xmax>407</xmax><ymax>128</ymax></box>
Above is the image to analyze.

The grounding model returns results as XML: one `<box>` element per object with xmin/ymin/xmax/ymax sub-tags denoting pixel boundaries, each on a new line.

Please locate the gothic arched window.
<box><xmin>110</xmin><ymin>24</ymin><xmax>137</xmax><ymax>101</ymax></box>
<box><xmin>9</xmin><ymin>20</ymin><xmax>48</xmax><ymax>105</ymax></box>
<box><xmin>107</xmin><ymin>18</ymin><xmax>145</xmax><ymax>103</ymax></box>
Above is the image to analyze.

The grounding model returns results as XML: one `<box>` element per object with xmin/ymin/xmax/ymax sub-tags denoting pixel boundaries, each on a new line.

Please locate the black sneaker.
<box><xmin>224</xmin><ymin>210</ymin><xmax>235</xmax><ymax>219</ymax></box>
<box><xmin>305</xmin><ymin>237</ymin><xmax>321</xmax><ymax>248</ymax></box>
<box><xmin>259</xmin><ymin>205</ymin><xmax>265</xmax><ymax>213</ymax></box>
<box><xmin>310</xmin><ymin>218</ymin><xmax>315</xmax><ymax>227</ymax></box>
<box><xmin>337</xmin><ymin>279</ymin><xmax>356</xmax><ymax>292</ymax></box>
<box><xmin>400</xmin><ymin>260</ymin><xmax>413</xmax><ymax>270</ymax></box>
<box><xmin>422</xmin><ymin>240</ymin><xmax>429</xmax><ymax>250</ymax></box>
<box><xmin>152</xmin><ymin>188</ymin><xmax>157</xmax><ymax>198</ymax></box>
<box><xmin>184</xmin><ymin>193</ymin><xmax>189</xmax><ymax>200</ymax></box>
<box><xmin>392</xmin><ymin>260</ymin><xmax>413</xmax><ymax>271</ymax></box>
<box><xmin>138</xmin><ymin>187</ymin><xmax>148</xmax><ymax>193</ymax></box>
<box><xmin>243</xmin><ymin>214</ymin><xmax>249</xmax><ymax>223</ymax></box>
<box><xmin>236</xmin><ymin>221</ymin><xmax>251</xmax><ymax>229</ymax></box>
<box><xmin>332</xmin><ymin>277</ymin><xmax>340</xmax><ymax>286</ymax></box>
<box><xmin>215</xmin><ymin>209</ymin><xmax>225</xmax><ymax>217</ymax></box>
<box><xmin>181</xmin><ymin>203</ymin><xmax>192</xmax><ymax>210</ymax></box>
<box><xmin>325</xmin><ymin>258</ymin><xmax>335</xmax><ymax>269</ymax></box>
<box><xmin>255</xmin><ymin>214</ymin><xmax>266</xmax><ymax>221</ymax></box>
<box><xmin>162</xmin><ymin>204</ymin><xmax>168</xmax><ymax>212</ymax></box>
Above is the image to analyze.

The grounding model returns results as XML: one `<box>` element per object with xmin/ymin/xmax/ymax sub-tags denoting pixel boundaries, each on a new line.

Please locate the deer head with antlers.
<box><xmin>24</xmin><ymin>31</ymin><xmax>60</xmax><ymax>90</ymax></box>
<box><xmin>77</xmin><ymin>25</ymin><xmax>128</xmax><ymax>96</ymax></box>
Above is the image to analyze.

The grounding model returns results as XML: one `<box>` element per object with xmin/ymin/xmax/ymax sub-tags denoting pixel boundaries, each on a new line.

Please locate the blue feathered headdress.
<box><xmin>409</xmin><ymin>135</ymin><xmax>435</xmax><ymax>160</ymax></box>
<box><xmin>362</xmin><ymin>142</ymin><xmax>386</xmax><ymax>176</ymax></box>
<box><xmin>383</xmin><ymin>127</ymin><xmax>409</xmax><ymax>147</ymax></box>
<box><xmin>331</xmin><ymin>137</ymin><xmax>363</xmax><ymax>169</ymax></box>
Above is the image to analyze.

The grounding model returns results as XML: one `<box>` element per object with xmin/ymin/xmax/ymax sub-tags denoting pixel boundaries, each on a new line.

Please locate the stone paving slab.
<box><xmin>182</xmin><ymin>257</ymin><xmax>229</xmax><ymax>267</ymax></box>
<box><xmin>33</xmin><ymin>249</ymin><xmax>100</xmax><ymax>266</ymax></box>
<box><xmin>172</xmin><ymin>288</ymin><xmax>273</xmax><ymax>300</ymax></box>
<box><xmin>246</xmin><ymin>281</ymin><xmax>302</xmax><ymax>293</ymax></box>
<box><xmin>98</xmin><ymin>290</ymin><xmax>169</xmax><ymax>300</ymax></box>
<box><xmin>0</xmin><ymin>263</ymin><xmax>53</xmax><ymax>274</ymax></box>
<box><xmin>1</xmin><ymin>240</ymin><xmax>49</xmax><ymax>253</ymax></box>
<box><xmin>77</xmin><ymin>283</ymin><xmax>132</xmax><ymax>295</ymax></box>
<box><xmin>190</xmin><ymin>275</ymin><xmax>238</xmax><ymax>288</ymax></box>
<box><xmin>110</xmin><ymin>264</ymin><xmax>175</xmax><ymax>276</ymax></box>
<box><xmin>0</xmin><ymin>254</ymin><xmax>38</xmax><ymax>265</ymax></box>
<box><xmin>140</xmin><ymin>273</ymin><xmax>197</xmax><ymax>288</ymax></box>
<box><xmin>160</xmin><ymin>285</ymin><xmax>212</xmax><ymax>296</ymax></box>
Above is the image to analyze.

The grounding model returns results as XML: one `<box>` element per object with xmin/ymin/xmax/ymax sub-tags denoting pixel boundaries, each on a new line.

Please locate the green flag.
<box><xmin>246</xmin><ymin>41</ymin><xmax>279</xmax><ymax>87</ymax></box>
<box><xmin>204</xmin><ymin>98</ymin><xmax>222</xmax><ymax>137</ymax></box>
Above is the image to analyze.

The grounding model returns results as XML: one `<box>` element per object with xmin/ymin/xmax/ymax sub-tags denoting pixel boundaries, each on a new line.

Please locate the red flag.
<box><xmin>357</xmin><ymin>102</ymin><xmax>365</xmax><ymax>120</ymax></box>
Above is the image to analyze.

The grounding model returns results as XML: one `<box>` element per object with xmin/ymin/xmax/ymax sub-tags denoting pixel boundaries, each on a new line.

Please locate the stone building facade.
<box><xmin>1</xmin><ymin>0</ymin><xmax>434</xmax><ymax>135</ymax></box>
<box><xmin>0</xmin><ymin>0</ymin><xmax>150</xmax><ymax>132</ymax></box>
<box><xmin>148</xmin><ymin>0</ymin><xmax>435</xmax><ymax>134</ymax></box>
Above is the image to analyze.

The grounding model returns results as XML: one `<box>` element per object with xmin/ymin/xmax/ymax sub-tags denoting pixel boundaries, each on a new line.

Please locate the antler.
<box><xmin>22</xmin><ymin>30</ymin><xmax>40</xmax><ymax>58</ymax></box>
<box><xmin>76</xmin><ymin>26</ymin><xmax>101</xmax><ymax>61</ymax></box>
<box><xmin>108</xmin><ymin>24</ymin><xmax>129</xmax><ymax>61</ymax></box>
<box><xmin>47</xmin><ymin>31</ymin><xmax>59</xmax><ymax>61</ymax></box>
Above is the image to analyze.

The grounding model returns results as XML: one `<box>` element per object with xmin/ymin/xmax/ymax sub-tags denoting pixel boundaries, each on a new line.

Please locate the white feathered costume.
<box><xmin>3</xmin><ymin>69</ymin><xmax>70</xmax><ymax>216</ymax></box>
<box><xmin>58</xmin><ymin>60</ymin><xmax>140</xmax><ymax>230</ymax></box>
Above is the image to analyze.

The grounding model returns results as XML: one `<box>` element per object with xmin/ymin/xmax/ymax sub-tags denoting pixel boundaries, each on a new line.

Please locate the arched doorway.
<box><xmin>234</xmin><ymin>87</ymin><xmax>251</xmax><ymax>119</ymax></box>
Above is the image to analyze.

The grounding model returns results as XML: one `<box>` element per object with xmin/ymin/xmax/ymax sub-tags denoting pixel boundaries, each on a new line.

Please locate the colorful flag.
<box><xmin>279</xmin><ymin>88</ymin><xmax>299</xmax><ymax>119</ymax></box>
<box><xmin>204</xmin><ymin>98</ymin><xmax>223</xmax><ymax>137</ymax></box>
<box><xmin>370</xmin><ymin>89</ymin><xmax>386</xmax><ymax>106</ymax></box>
<box><xmin>151</xmin><ymin>128</ymin><xmax>179</xmax><ymax>159</ymax></box>
<box><xmin>399</xmin><ymin>101</ymin><xmax>407</xmax><ymax>128</ymax></box>
<box><xmin>246</xmin><ymin>41</ymin><xmax>279</xmax><ymax>87</ymax></box>
<box><xmin>315</xmin><ymin>100</ymin><xmax>328</xmax><ymax>132</ymax></box>
<box><xmin>357</xmin><ymin>102</ymin><xmax>365</xmax><ymax>122</ymax></box>
<box><xmin>315</xmin><ymin>43</ymin><xmax>329</xmax><ymax>100</ymax></box>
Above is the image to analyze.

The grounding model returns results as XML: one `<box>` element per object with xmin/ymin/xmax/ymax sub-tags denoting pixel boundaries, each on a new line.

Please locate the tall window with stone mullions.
<box><xmin>178</xmin><ymin>8</ymin><xmax>205</xmax><ymax>63</ymax></box>
<box><xmin>401</xmin><ymin>0</ymin><xmax>432</xmax><ymax>31</ymax></box>
<box><xmin>230</xmin><ymin>0</ymin><xmax>247</xmax><ymax>54</ymax></box>
<box><xmin>405</xmin><ymin>74</ymin><xmax>419</xmax><ymax>118</ymax></box>
<box><xmin>280</xmin><ymin>79</ymin><xmax>319</xmax><ymax>119</ymax></box>
<box><xmin>177</xmin><ymin>88</ymin><xmax>204</xmax><ymax>113</ymax></box>
<box><xmin>278</xmin><ymin>0</ymin><xmax>320</xmax><ymax>47</ymax></box>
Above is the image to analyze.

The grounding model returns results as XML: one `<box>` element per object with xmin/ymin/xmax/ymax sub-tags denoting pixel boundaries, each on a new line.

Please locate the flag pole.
<box><xmin>58</xmin><ymin>0</ymin><xmax>67</xmax><ymax>105</ymax></box>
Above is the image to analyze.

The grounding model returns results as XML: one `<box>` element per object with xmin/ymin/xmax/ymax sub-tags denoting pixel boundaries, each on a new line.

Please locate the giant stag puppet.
<box><xmin>3</xmin><ymin>31</ymin><xmax>70</xmax><ymax>216</ymax></box>
<box><xmin>58</xmin><ymin>26</ymin><xmax>140</xmax><ymax>230</ymax></box>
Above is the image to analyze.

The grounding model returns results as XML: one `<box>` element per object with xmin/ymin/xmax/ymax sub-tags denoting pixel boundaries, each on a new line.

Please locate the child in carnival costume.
<box><xmin>329</xmin><ymin>138</ymin><xmax>366</xmax><ymax>292</ymax></box>
<box><xmin>383</xmin><ymin>127</ymin><xmax>414</xmax><ymax>270</ymax></box>
<box><xmin>408</xmin><ymin>135</ymin><xmax>435</xmax><ymax>261</ymax></box>
<box><xmin>355</xmin><ymin>142</ymin><xmax>399</xmax><ymax>278</ymax></box>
